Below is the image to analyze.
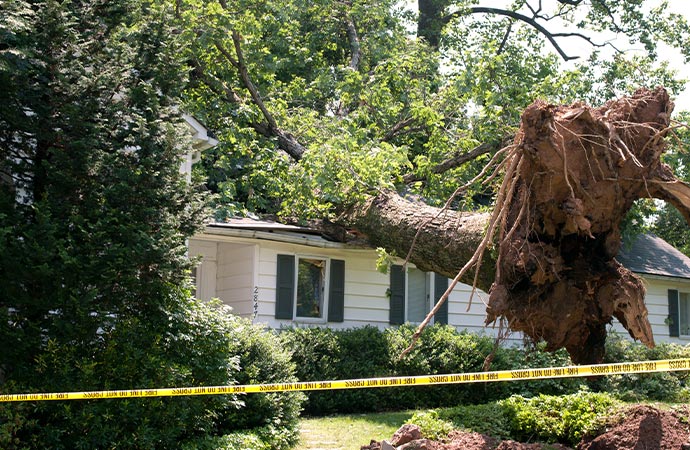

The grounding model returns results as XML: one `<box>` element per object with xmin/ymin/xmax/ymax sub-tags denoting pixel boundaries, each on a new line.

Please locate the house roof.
<box><xmin>617</xmin><ymin>233</ymin><xmax>690</xmax><ymax>279</ymax></box>
<box><xmin>203</xmin><ymin>219</ymin><xmax>690</xmax><ymax>280</ymax></box>
<box><xmin>182</xmin><ymin>114</ymin><xmax>219</xmax><ymax>151</ymax></box>
<box><xmin>204</xmin><ymin>218</ymin><xmax>367</xmax><ymax>249</ymax></box>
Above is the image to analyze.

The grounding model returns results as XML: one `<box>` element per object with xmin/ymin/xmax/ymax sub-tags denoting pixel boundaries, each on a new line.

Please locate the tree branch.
<box><xmin>382</xmin><ymin>117</ymin><xmax>416</xmax><ymax>142</ymax></box>
<box><xmin>212</xmin><ymin>32</ymin><xmax>306</xmax><ymax>161</ymax></box>
<box><xmin>402</xmin><ymin>142</ymin><xmax>495</xmax><ymax>184</ymax></box>
<box><xmin>345</xmin><ymin>16</ymin><xmax>361</xmax><ymax>70</ymax></box>
<box><xmin>444</xmin><ymin>6</ymin><xmax>580</xmax><ymax>61</ymax></box>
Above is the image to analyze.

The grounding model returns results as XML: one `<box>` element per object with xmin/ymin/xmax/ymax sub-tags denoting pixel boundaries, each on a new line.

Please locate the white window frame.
<box><xmin>293</xmin><ymin>255</ymin><xmax>330</xmax><ymax>323</ymax></box>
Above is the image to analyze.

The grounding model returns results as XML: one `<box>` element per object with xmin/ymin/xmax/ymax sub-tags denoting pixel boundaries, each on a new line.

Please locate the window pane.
<box><xmin>296</xmin><ymin>258</ymin><xmax>325</xmax><ymax>318</ymax></box>
<box><xmin>680</xmin><ymin>293</ymin><xmax>690</xmax><ymax>336</ymax></box>
<box><xmin>407</xmin><ymin>268</ymin><xmax>428</xmax><ymax>323</ymax></box>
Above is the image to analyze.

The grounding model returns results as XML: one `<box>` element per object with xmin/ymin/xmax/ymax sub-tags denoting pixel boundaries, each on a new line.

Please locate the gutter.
<box><xmin>200</xmin><ymin>225</ymin><xmax>371</xmax><ymax>250</ymax></box>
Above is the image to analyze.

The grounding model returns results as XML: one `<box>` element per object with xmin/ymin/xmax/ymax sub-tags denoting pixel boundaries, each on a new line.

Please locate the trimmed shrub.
<box><xmin>386</xmin><ymin>324</ymin><xmax>498</xmax><ymax>406</ymax></box>
<box><xmin>281</xmin><ymin>325</ymin><xmax>390</xmax><ymax>415</ymax></box>
<box><xmin>220</xmin><ymin>315</ymin><xmax>305</xmax><ymax>448</ymax></box>
<box><xmin>0</xmin><ymin>300</ymin><xmax>303</xmax><ymax>450</ymax></box>
<box><xmin>592</xmin><ymin>331</ymin><xmax>690</xmax><ymax>402</ymax></box>
<box><xmin>282</xmin><ymin>324</ymin><xmax>690</xmax><ymax>417</ymax></box>
<box><xmin>488</xmin><ymin>341</ymin><xmax>581</xmax><ymax>400</ymax></box>
<box><xmin>283</xmin><ymin>324</ymin><xmax>585</xmax><ymax>414</ymax></box>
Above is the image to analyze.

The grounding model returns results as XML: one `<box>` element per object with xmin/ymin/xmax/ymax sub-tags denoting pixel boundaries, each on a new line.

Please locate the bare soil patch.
<box><xmin>361</xmin><ymin>405</ymin><xmax>690</xmax><ymax>450</ymax></box>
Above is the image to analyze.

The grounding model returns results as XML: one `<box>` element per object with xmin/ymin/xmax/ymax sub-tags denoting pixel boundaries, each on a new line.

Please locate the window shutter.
<box><xmin>275</xmin><ymin>254</ymin><xmax>295</xmax><ymax>319</ymax></box>
<box><xmin>434</xmin><ymin>273</ymin><xmax>449</xmax><ymax>325</ymax></box>
<box><xmin>327</xmin><ymin>259</ymin><xmax>345</xmax><ymax>322</ymax></box>
<box><xmin>669</xmin><ymin>289</ymin><xmax>680</xmax><ymax>337</ymax></box>
<box><xmin>389</xmin><ymin>265</ymin><xmax>405</xmax><ymax>325</ymax></box>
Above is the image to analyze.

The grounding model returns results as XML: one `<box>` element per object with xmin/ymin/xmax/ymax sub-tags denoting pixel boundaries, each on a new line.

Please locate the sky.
<box><xmin>403</xmin><ymin>0</ymin><xmax>690</xmax><ymax>111</ymax></box>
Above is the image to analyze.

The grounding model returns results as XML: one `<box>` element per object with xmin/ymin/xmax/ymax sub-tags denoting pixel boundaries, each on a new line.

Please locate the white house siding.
<box><xmin>188</xmin><ymin>237</ymin><xmax>257</xmax><ymax>317</ymax></box>
<box><xmin>191</xmin><ymin>228</ymin><xmax>690</xmax><ymax>349</ymax></box>
<box><xmin>254</xmin><ymin>242</ymin><xmax>391</xmax><ymax>329</ymax></box>
<box><xmin>609</xmin><ymin>275</ymin><xmax>690</xmax><ymax>345</ymax></box>
<box><xmin>216</xmin><ymin>242</ymin><xmax>256</xmax><ymax>317</ymax></box>
<box><xmin>250</xmin><ymin>239</ymin><xmax>510</xmax><ymax>338</ymax></box>
<box><xmin>188</xmin><ymin>239</ymin><xmax>218</xmax><ymax>302</ymax></box>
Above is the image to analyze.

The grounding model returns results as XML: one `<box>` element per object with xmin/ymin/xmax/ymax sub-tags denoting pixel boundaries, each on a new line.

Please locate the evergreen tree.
<box><xmin>0</xmin><ymin>1</ymin><xmax>240</xmax><ymax>447</ymax></box>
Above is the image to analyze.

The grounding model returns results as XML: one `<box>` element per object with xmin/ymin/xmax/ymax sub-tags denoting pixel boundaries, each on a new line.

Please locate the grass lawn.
<box><xmin>295</xmin><ymin>411</ymin><xmax>413</xmax><ymax>450</ymax></box>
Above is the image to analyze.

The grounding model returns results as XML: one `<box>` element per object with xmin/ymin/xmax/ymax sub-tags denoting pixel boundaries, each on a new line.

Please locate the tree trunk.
<box><xmin>340</xmin><ymin>87</ymin><xmax>690</xmax><ymax>364</ymax></box>
<box><xmin>417</xmin><ymin>0</ymin><xmax>451</xmax><ymax>49</ymax></box>
<box><xmin>341</xmin><ymin>191</ymin><xmax>495</xmax><ymax>290</ymax></box>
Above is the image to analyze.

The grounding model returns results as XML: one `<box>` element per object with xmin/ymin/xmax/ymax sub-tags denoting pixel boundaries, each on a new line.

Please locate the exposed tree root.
<box><xmin>485</xmin><ymin>87</ymin><xmax>690</xmax><ymax>363</ymax></box>
<box><xmin>342</xmin><ymin>87</ymin><xmax>690</xmax><ymax>364</ymax></box>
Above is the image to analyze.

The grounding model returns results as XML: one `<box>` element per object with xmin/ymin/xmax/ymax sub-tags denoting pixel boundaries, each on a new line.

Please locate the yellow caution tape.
<box><xmin>2</xmin><ymin>358</ymin><xmax>690</xmax><ymax>403</ymax></box>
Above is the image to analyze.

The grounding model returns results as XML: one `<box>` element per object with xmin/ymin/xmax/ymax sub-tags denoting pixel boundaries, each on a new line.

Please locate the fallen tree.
<box><xmin>178</xmin><ymin>0</ymin><xmax>690</xmax><ymax>363</ymax></box>
<box><xmin>341</xmin><ymin>87</ymin><xmax>690</xmax><ymax>364</ymax></box>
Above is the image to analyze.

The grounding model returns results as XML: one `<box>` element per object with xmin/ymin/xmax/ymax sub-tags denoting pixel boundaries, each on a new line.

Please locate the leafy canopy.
<box><xmin>178</xmin><ymin>0</ymin><xmax>690</xmax><ymax>223</ymax></box>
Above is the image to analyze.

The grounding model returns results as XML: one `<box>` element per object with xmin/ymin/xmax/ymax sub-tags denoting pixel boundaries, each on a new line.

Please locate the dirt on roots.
<box><xmin>361</xmin><ymin>405</ymin><xmax>690</xmax><ymax>450</ymax></box>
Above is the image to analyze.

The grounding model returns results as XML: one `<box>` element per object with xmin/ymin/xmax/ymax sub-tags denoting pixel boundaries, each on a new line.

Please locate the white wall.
<box><xmin>254</xmin><ymin>241</ymin><xmax>390</xmax><ymax>329</ymax></box>
<box><xmin>193</xmin><ymin>232</ymin><xmax>690</xmax><ymax>349</ymax></box>
<box><xmin>188</xmin><ymin>239</ymin><xmax>217</xmax><ymax>302</ymax></box>
<box><xmin>216</xmin><ymin>242</ymin><xmax>256</xmax><ymax>317</ymax></box>
<box><xmin>609</xmin><ymin>275</ymin><xmax>690</xmax><ymax>346</ymax></box>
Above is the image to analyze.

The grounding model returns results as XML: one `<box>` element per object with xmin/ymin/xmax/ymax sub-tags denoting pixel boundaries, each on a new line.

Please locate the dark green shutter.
<box><xmin>275</xmin><ymin>254</ymin><xmax>295</xmax><ymax>319</ymax></box>
<box><xmin>327</xmin><ymin>259</ymin><xmax>345</xmax><ymax>322</ymax></box>
<box><xmin>389</xmin><ymin>265</ymin><xmax>405</xmax><ymax>325</ymax></box>
<box><xmin>669</xmin><ymin>289</ymin><xmax>680</xmax><ymax>337</ymax></box>
<box><xmin>434</xmin><ymin>273</ymin><xmax>449</xmax><ymax>325</ymax></box>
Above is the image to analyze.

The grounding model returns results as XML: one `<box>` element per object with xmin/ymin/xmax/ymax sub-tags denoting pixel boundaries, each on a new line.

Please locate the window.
<box><xmin>669</xmin><ymin>289</ymin><xmax>690</xmax><ymax>338</ymax></box>
<box><xmin>407</xmin><ymin>267</ymin><xmax>429</xmax><ymax>323</ymax></box>
<box><xmin>296</xmin><ymin>258</ymin><xmax>326</xmax><ymax>318</ymax></box>
<box><xmin>275</xmin><ymin>254</ymin><xmax>345</xmax><ymax>322</ymax></box>
<box><xmin>389</xmin><ymin>265</ymin><xmax>448</xmax><ymax>325</ymax></box>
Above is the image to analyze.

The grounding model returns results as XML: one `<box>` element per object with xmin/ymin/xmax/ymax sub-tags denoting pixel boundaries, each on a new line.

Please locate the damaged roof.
<box><xmin>617</xmin><ymin>233</ymin><xmax>690</xmax><ymax>279</ymax></box>
<box><xmin>205</xmin><ymin>219</ymin><xmax>690</xmax><ymax>280</ymax></box>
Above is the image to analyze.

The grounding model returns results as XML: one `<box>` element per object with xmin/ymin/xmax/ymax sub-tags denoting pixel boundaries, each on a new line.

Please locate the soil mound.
<box><xmin>361</xmin><ymin>405</ymin><xmax>690</xmax><ymax>450</ymax></box>
<box><xmin>578</xmin><ymin>404</ymin><xmax>690</xmax><ymax>450</ymax></box>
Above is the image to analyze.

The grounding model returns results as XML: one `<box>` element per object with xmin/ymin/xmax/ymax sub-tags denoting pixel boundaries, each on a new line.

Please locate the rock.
<box><xmin>397</xmin><ymin>439</ymin><xmax>435</xmax><ymax>450</ymax></box>
<box><xmin>381</xmin><ymin>440</ymin><xmax>395</xmax><ymax>450</ymax></box>
<box><xmin>391</xmin><ymin>424</ymin><xmax>423</xmax><ymax>446</ymax></box>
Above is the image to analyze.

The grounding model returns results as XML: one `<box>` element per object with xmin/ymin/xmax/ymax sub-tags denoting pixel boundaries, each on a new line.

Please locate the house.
<box><xmin>615</xmin><ymin>233</ymin><xmax>690</xmax><ymax>342</ymax></box>
<box><xmin>180</xmin><ymin>114</ymin><xmax>218</xmax><ymax>183</ymax></box>
<box><xmin>188</xmin><ymin>219</ymin><xmax>690</xmax><ymax>345</ymax></box>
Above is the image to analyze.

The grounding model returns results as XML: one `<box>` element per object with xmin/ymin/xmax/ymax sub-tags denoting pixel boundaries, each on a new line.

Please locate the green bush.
<box><xmin>283</xmin><ymin>325</ymin><xmax>586</xmax><ymax>415</ymax></box>
<box><xmin>489</xmin><ymin>341</ymin><xmax>581</xmax><ymax>400</ymax></box>
<box><xmin>593</xmin><ymin>332</ymin><xmax>690</xmax><ymax>402</ymax></box>
<box><xmin>1</xmin><ymin>300</ymin><xmax>303</xmax><ymax>450</ymax></box>
<box><xmin>221</xmin><ymin>315</ymin><xmax>305</xmax><ymax>448</ymax></box>
<box><xmin>282</xmin><ymin>325</ymin><xmax>690</xmax><ymax>418</ymax></box>
<box><xmin>387</xmin><ymin>325</ymin><xmax>498</xmax><ymax>406</ymax></box>
<box><xmin>407</xmin><ymin>410</ymin><xmax>454</xmax><ymax>441</ymax></box>
<box><xmin>281</xmin><ymin>325</ymin><xmax>390</xmax><ymax>415</ymax></box>
<box><xmin>500</xmin><ymin>390</ymin><xmax>619</xmax><ymax>446</ymax></box>
<box><xmin>439</xmin><ymin>402</ymin><xmax>512</xmax><ymax>440</ymax></box>
<box><xmin>182</xmin><ymin>430</ymin><xmax>269</xmax><ymax>450</ymax></box>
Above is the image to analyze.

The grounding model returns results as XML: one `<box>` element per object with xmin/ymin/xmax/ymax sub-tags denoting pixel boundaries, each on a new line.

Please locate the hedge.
<box><xmin>281</xmin><ymin>324</ymin><xmax>690</xmax><ymax>415</ymax></box>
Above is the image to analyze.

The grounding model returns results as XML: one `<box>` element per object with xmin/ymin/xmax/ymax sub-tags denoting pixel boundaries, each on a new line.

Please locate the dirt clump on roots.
<box><xmin>483</xmin><ymin>87</ymin><xmax>690</xmax><ymax>364</ymax></box>
<box><xmin>360</xmin><ymin>405</ymin><xmax>690</xmax><ymax>450</ymax></box>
